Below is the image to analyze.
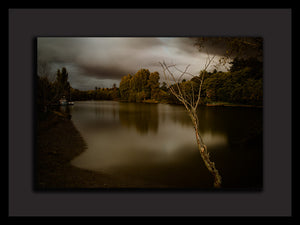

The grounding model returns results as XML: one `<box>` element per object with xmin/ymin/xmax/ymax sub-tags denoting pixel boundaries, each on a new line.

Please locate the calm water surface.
<box><xmin>68</xmin><ymin>101</ymin><xmax>262</xmax><ymax>189</ymax></box>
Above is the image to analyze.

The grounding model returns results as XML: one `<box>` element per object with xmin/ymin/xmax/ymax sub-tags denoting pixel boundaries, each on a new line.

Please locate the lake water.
<box><xmin>68</xmin><ymin>101</ymin><xmax>263</xmax><ymax>189</ymax></box>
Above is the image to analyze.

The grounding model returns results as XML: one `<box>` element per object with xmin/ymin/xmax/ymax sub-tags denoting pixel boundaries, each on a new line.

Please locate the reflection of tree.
<box><xmin>169</xmin><ymin>106</ymin><xmax>262</xmax><ymax>146</ymax></box>
<box><xmin>198</xmin><ymin>107</ymin><xmax>262</xmax><ymax>145</ymax></box>
<box><xmin>119</xmin><ymin>103</ymin><xmax>159</xmax><ymax>135</ymax></box>
<box><xmin>167</xmin><ymin>106</ymin><xmax>192</xmax><ymax>127</ymax></box>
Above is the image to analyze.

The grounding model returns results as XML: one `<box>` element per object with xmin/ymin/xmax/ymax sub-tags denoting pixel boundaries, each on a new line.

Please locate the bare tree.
<box><xmin>159</xmin><ymin>53</ymin><xmax>222</xmax><ymax>188</ymax></box>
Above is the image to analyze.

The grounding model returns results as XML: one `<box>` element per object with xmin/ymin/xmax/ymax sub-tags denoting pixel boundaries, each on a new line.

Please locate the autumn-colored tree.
<box><xmin>119</xmin><ymin>69</ymin><xmax>161</xmax><ymax>102</ymax></box>
<box><xmin>119</xmin><ymin>74</ymin><xmax>132</xmax><ymax>100</ymax></box>
<box><xmin>132</xmin><ymin>69</ymin><xmax>151</xmax><ymax>100</ymax></box>
<box><xmin>148</xmin><ymin>71</ymin><xmax>160</xmax><ymax>100</ymax></box>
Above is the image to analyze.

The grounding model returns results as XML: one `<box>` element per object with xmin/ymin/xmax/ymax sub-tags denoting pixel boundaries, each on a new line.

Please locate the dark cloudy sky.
<box><xmin>37</xmin><ymin>37</ymin><xmax>224</xmax><ymax>90</ymax></box>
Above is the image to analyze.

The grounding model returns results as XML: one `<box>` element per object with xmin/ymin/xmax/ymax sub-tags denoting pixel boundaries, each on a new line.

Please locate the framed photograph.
<box><xmin>36</xmin><ymin>36</ymin><xmax>263</xmax><ymax>190</ymax></box>
<box><xmin>9</xmin><ymin>9</ymin><xmax>292</xmax><ymax>217</ymax></box>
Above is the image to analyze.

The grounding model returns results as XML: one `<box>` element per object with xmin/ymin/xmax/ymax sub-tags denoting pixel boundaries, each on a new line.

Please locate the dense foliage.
<box><xmin>202</xmin><ymin>57</ymin><xmax>263</xmax><ymax>105</ymax></box>
<box><xmin>70</xmin><ymin>86</ymin><xmax>119</xmax><ymax>101</ymax></box>
<box><xmin>36</xmin><ymin>67</ymin><xmax>71</xmax><ymax>112</ymax></box>
<box><xmin>36</xmin><ymin>55</ymin><xmax>263</xmax><ymax>115</ymax></box>
<box><xmin>119</xmin><ymin>69</ymin><xmax>165</xmax><ymax>103</ymax></box>
<box><xmin>117</xmin><ymin>57</ymin><xmax>263</xmax><ymax>105</ymax></box>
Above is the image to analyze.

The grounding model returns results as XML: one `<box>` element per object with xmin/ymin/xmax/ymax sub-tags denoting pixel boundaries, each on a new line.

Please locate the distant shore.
<box><xmin>115</xmin><ymin>99</ymin><xmax>262</xmax><ymax>107</ymax></box>
<box><xmin>206</xmin><ymin>102</ymin><xmax>263</xmax><ymax>108</ymax></box>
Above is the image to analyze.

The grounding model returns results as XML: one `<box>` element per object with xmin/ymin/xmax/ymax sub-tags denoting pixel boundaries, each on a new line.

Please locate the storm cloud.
<box><xmin>37</xmin><ymin>37</ymin><xmax>222</xmax><ymax>90</ymax></box>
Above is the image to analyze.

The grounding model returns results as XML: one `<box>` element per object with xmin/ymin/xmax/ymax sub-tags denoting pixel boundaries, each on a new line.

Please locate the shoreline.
<box><xmin>36</xmin><ymin>111</ymin><xmax>169</xmax><ymax>189</ymax></box>
<box><xmin>206</xmin><ymin>102</ymin><xmax>263</xmax><ymax>108</ymax></box>
<box><xmin>36</xmin><ymin>112</ymin><xmax>119</xmax><ymax>189</ymax></box>
<box><xmin>80</xmin><ymin>99</ymin><xmax>262</xmax><ymax>108</ymax></box>
<box><xmin>35</xmin><ymin>102</ymin><xmax>262</xmax><ymax>189</ymax></box>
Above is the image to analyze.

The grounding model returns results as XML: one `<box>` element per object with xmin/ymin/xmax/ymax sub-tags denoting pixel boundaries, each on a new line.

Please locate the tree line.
<box><xmin>202</xmin><ymin>57</ymin><xmax>263</xmax><ymax>105</ymax></box>
<box><xmin>70</xmin><ymin>85</ymin><xmax>119</xmax><ymax>101</ymax></box>
<box><xmin>118</xmin><ymin>56</ymin><xmax>263</xmax><ymax>106</ymax></box>
<box><xmin>36</xmin><ymin>67</ymin><xmax>71</xmax><ymax>113</ymax></box>
<box><xmin>37</xmin><ymin>37</ymin><xmax>263</xmax><ymax>115</ymax></box>
<box><xmin>69</xmin><ymin>68</ymin><xmax>168</xmax><ymax>103</ymax></box>
<box><xmin>119</xmin><ymin>68</ymin><xmax>167</xmax><ymax>103</ymax></box>
<box><xmin>36</xmin><ymin>56</ymin><xmax>262</xmax><ymax>115</ymax></box>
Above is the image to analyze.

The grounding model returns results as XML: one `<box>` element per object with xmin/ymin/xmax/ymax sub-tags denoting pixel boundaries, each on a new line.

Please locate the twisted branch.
<box><xmin>159</xmin><ymin>56</ymin><xmax>222</xmax><ymax>188</ymax></box>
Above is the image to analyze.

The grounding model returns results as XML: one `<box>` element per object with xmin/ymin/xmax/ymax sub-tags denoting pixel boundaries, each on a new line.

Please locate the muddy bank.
<box><xmin>36</xmin><ymin>112</ymin><xmax>121</xmax><ymax>189</ymax></box>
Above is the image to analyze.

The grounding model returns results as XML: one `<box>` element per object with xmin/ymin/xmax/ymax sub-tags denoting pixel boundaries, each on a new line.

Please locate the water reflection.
<box><xmin>69</xmin><ymin>101</ymin><xmax>263</xmax><ymax>188</ymax></box>
<box><xmin>164</xmin><ymin>105</ymin><xmax>263</xmax><ymax>147</ymax></box>
<box><xmin>119</xmin><ymin>102</ymin><xmax>158</xmax><ymax>135</ymax></box>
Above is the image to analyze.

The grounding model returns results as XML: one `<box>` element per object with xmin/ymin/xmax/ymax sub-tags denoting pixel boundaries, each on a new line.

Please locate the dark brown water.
<box><xmin>68</xmin><ymin>101</ymin><xmax>263</xmax><ymax>189</ymax></box>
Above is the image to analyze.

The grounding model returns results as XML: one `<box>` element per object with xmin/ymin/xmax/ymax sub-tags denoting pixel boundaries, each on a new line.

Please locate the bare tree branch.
<box><xmin>159</xmin><ymin>57</ymin><xmax>222</xmax><ymax>188</ymax></box>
